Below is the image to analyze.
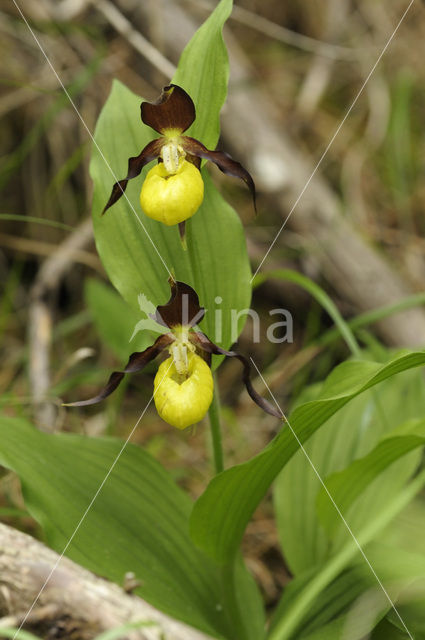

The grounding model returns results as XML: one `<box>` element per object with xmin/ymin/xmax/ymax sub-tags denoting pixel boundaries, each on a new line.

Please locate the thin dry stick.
<box><xmin>0</xmin><ymin>232</ymin><xmax>100</xmax><ymax>269</ymax></box>
<box><xmin>95</xmin><ymin>0</ymin><xmax>176</xmax><ymax>79</ymax></box>
<box><xmin>296</xmin><ymin>0</ymin><xmax>350</xmax><ymax>116</ymax></box>
<box><xmin>28</xmin><ymin>217</ymin><xmax>96</xmax><ymax>431</ymax></box>
<box><xmin>183</xmin><ymin>0</ymin><xmax>360</xmax><ymax>60</ymax></box>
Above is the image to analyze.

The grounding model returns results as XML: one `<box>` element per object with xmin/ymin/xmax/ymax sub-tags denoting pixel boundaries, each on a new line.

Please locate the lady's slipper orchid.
<box><xmin>103</xmin><ymin>84</ymin><xmax>256</xmax><ymax>227</ymax></box>
<box><xmin>139</xmin><ymin>160</ymin><xmax>204</xmax><ymax>226</ymax></box>
<box><xmin>66</xmin><ymin>279</ymin><xmax>282</xmax><ymax>429</ymax></box>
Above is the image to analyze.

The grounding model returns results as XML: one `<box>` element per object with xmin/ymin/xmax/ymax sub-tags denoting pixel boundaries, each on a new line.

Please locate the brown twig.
<box><xmin>94</xmin><ymin>0</ymin><xmax>175</xmax><ymax>79</ymax></box>
<box><xmin>296</xmin><ymin>0</ymin><xmax>350</xmax><ymax>116</ymax></box>
<box><xmin>0</xmin><ymin>232</ymin><xmax>100</xmax><ymax>270</ymax></box>
<box><xmin>28</xmin><ymin>217</ymin><xmax>96</xmax><ymax>432</ymax></box>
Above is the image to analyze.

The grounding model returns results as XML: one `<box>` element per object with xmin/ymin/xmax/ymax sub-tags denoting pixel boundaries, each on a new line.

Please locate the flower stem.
<box><xmin>208</xmin><ymin>375</ymin><xmax>224</xmax><ymax>474</ymax></box>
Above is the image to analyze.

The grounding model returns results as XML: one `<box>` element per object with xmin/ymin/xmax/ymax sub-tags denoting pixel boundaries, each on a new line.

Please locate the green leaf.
<box><xmin>372</xmin><ymin>618</ymin><xmax>411</xmax><ymax>639</ymax></box>
<box><xmin>379</xmin><ymin>539</ymin><xmax>425</xmax><ymax>640</ymax></box>
<box><xmin>234</xmin><ymin>558</ymin><xmax>266</xmax><ymax>640</ymax></box>
<box><xmin>270</xmin><ymin>564</ymin><xmax>378</xmax><ymax>638</ymax></box>
<box><xmin>0</xmin><ymin>213</ymin><xmax>72</xmax><ymax>231</ymax></box>
<box><xmin>271</xmin><ymin>379</ymin><xmax>425</xmax><ymax>637</ymax></box>
<box><xmin>0</xmin><ymin>416</ymin><xmax>227</xmax><ymax>638</ymax></box>
<box><xmin>298</xmin><ymin>571</ymin><xmax>379</xmax><ymax>639</ymax></box>
<box><xmin>222</xmin><ymin>554</ymin><xmax>266</xmax><ymax>640</ymax></box>
<box><xmin>286</xmin><ymin>541</ymin><xmax>425</xmax><ymax>640</ymax></box>
<box><xmin>190</xmin><ymin>351</ymin><xmax>425</xmax><ymax>565</ymax></box>
<box><xmin>267</xmin><ymin>470</ymin><xmax>425</xmax><ymax>639</ymax></box>
<box><xmin>289</xmin><ymin>541</ymin><xmax>425</xmax><ymax>640</ymax></box>
<box><xmin>297</xmin><ymin>542</ymin><xmax>425</xmax><ymax>640</ymax></box>
<box><xmin>84</xmin><ymin>278</ymin><xmax>155</xmax><ymax>361</ymax></box>
<box><xmin>317</xmin><ymin>425</ymin><xmax>425</xmax><ymax>538</ymax></box>
<box><xmin>0</xmin><ymin>416</ymin><xmax>266</xmax><ymax>640</ymax></box>
<box><xmin>0</xmin><ymin>630</ymin><xmax>43</xmax><ymax>640</ymax></box>
<box><xmin>299</xmin><ymin>607</ymin><xmax>388</xmax><ymax>640</ymax></box>
<box><xmin>93</xmin><ymin>622</ymin><xmax>158</xmax><ymax>640</ymax></box>
<box><xmin>172</xmin><ymin>0</ymin><xmax>233</xmax><ymax>150</ymax></box>
<box><xmin>299</xmin><ymin>618</ymin><xmax>347</xmax><ymax>640</ymax></box>
<box><xmin>387</xmin><ymin>601</ymin><xmax>425</xmax><ymax>640</ymax></box>
<box><xmin>384</xmin><ymin>498</ymin><xmax>425</xmax><ymax>558</ymax></box>
<box><xmin>91</xmin><ymin>80</ymin><xmax>251</xmax><ymax>357</ymax></box>
<box><xmin>275</xmin><ymin>369</ymin><xmax>425</xmax><ymax>575</ymax></box>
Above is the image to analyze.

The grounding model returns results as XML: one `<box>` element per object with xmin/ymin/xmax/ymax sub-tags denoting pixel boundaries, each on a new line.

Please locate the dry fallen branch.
<box><xmin>0</xmin><ymin>522</ymin><xmax>214</xmax><ymax>640</ymax></box>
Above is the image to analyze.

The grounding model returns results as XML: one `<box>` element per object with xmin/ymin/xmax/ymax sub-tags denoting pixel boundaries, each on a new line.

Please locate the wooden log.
<box><xmin>0</xmin><ymin>523</ymin><xmax>214</xmax><ymax>640</ymax></box>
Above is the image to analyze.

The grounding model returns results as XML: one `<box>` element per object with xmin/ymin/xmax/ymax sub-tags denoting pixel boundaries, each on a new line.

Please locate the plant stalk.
<box><xmin>208</xmin><ymin>375</ymin><xmax>224</xmax><ymax>474</ymax></box>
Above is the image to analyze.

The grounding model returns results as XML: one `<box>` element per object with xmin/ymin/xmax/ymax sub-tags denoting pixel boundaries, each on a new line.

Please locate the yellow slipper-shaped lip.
<box><xmin>154</xmin><ymin>353</ymin><xmax>213</xmax><ymax>429</ymax></box>
<box><xmin>140</xmin><ymin>160</ymin><xmax>204</xmax><ymax>226</ymax></box>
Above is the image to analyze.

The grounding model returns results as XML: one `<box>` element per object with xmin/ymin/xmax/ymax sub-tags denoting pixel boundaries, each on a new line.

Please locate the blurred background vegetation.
<box><xmin>1</xmin><ymin>0</ymin><xmax>424</xmax><ymax>606</ymax></box>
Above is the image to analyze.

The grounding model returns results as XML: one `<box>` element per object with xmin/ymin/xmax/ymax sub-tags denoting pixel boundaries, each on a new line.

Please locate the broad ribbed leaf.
<box><xmin>271</xmin><ymin>475</ymin><xmax>425</xmax><ymax>639</ymax></box>
<box><xmin>0</xmin><ymin>416</ymin><xmax>227</xmax><ymax>637</ymax></box>
<box><xmin>317</xmin><ymin>424</ymin><xmax>425</xmax><ymax>538</ymax></box>
<box><xmin>372</xmin><ymin>619</ymin><xmax>412</xmax><ymax>639</ymax></box>
<box><xmin>275</xmin><ymin>369</ymin><xmax>425</xmax><ymax>575</ymax></box>
<box><xmin>267</xmin><ymin>471</ymin><xmax>425</xmax><ymax>640</ymax></box>
<box><xmin>271</xmin><ymin>565</ymin><xmax>383</xmax><ymax>640</ymax></box>
<box><xmin>190</xmin><ymin>351</ymin><xmax>425</xmax><ymax>564</ymax></box>
<box><xmin>385</xmin><ymin>498</ymin><xmax>425</xmax><ymax>557</ymax></box>
<box><xmin>296</xmin><ymin>543</ymin><xmax>425</xmax><ymax>640</ymax></box>
<box><xmin>0</xmin><ymin>416</ymin><xmax>268</xmax><ymax>640</ymax></box>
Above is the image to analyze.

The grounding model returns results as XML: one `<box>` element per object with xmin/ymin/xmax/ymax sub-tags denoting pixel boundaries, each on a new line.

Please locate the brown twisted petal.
<box><xmin>181</xmin><ymin>137</ymin><xmax>257</xmax><ymax>213</ymax></box>
<box><xmin>102</xmin><ymin>138</ymin><xmax>163</xmax><ymax>214</ymax></box>
<box><xmin>186</xmin><ymin>155</ymin><xmax>202</xmax><ymax>170</ymax></box>
<box><xmin>155</xmin><ymin>279</ymin><xmax>205</xmax><ymax>329</ymax></box>
<box><xmin>64</xmin><ymin>333</ymin><xmax>174</xmax><ymax>407</ymax></box>
<box><xmin>123</xmin><ymin>333</ymin><xmax>174</xmax><ymax>372</ymax></box>
<box><xmin>141</xmin><ymin>85</ymin><xmax>196</xmax><ymax>135</ymax></box>
<box><xmin>191</xmin><ymin>331</ymin><xmax>283</xmax><ymax>419</ymax></box>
